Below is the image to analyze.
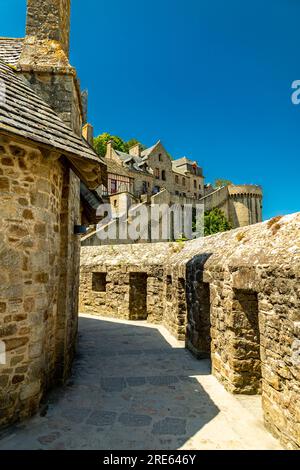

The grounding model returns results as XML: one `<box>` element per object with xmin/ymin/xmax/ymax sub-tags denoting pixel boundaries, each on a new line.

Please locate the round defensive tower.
<box><xmin>228</xmin><ymin>185</ymin><xmax>263</xmax><ymax>227</ymax></box>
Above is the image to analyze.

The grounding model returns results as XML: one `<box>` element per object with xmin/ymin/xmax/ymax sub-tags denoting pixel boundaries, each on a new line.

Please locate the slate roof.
<box><xmin>115</xmin><ymin>150</ymin><xmax>152</xmax><ymax>175</ymax></box>
<box><xmin>0</xmin><ymin>38</ymin><xmax>24</xmax><ymax>66</ymax></box>
<box><xmin>0</xmin><ymin>60</ymin><xmax>106</xmax><ymax>189</ymax></box>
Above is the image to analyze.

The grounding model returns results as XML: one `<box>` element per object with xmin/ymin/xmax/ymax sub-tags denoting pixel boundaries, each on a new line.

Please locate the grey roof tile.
<box><xmin>115</xmin><ymin>150</ymin><xmax>151</xmax><ymax>175</ymax></box>
<box><xmin>0</xmin><ymin>37</ymin><xmax>24</xmax><ymax>66</ymax></box>
<box><xmin>0</xmin><ymin>60</ymin><xmax>106</xmax><ymax>188</ymax></box>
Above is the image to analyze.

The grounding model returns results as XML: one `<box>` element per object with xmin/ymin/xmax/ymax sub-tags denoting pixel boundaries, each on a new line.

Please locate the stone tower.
<box><xmin>26</xmin><ymin>0</ymin><xmax>71</xmax><ymax>57</ymax></box>
<box><xmin>228</xmin><ymin>185</ymin><xmax>263</xmax><ymax>227</ymax></box>
<box><xmin>19</xmin><ymin>0</ymin><xmax>82</xmax><ymax>134</ymax></box>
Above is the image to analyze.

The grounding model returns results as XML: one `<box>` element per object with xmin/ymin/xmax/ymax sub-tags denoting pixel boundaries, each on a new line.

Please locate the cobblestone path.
<box><xmin>0</xmin><ymin>315</ymin><xmax>282</xmax><ymax>450</ymax></box>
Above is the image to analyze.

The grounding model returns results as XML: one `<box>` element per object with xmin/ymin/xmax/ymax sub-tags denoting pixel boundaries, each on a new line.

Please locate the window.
<box><xmin>155</xmin><ymin>168</ymin><xmax>160</xmax><ymax>179</ymax></box>
<box><xmin>158</xmin><ymin>153</ymin><xmax>162</xmax><ymax>162</ymax></box>
<box><xmin>162</xmin><ymin>170</ymin><xmax>166</xmax><ymax>181</ymax></box>
<box><xmin>110</xmin><ymin>179</ymin><xmax>117</xmax><ymax>194</ymax></box>
<box><xmin>175</xmin><ymin>191</ymin><xmax>179</xmax><ymax>196</ymax></box>
<box><xmin>182</xmin><ymin>178</ymin><xmax>185</xmax><ymax>186</ymax></box>
<box><xmin>194</xmin><ymin>193</ymin><xmax>197</xmax><ymax>198</ymax></box>
<box><xmin>175</xmin><ymin>175</ymin><xmax>179</xmax><ymax>184</ymax></box>
<box><xmin>92</xmin><ymin>273</ymin><xmax>107</xmax><ymax>292</ymax></box>
<box><xmin>194</xmin><ymin>180</ymin><xmax>197</xmax><ymax>188</ymax></box>
<box><xmin>113</xmin><ymin>199</ymin><xmax>118</xmax><ymax>208</ymax></box>
<box><xmin>183</xmin><ymin>192</ymin><xmax>186</xmax><ymax>197</ymax></box>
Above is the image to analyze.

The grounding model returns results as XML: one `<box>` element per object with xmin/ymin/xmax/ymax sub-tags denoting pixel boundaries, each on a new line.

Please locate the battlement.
<box><xmin>228</xmin><ymin>184</ymin><xmax>263</xmax><ymax>197</ymax></box>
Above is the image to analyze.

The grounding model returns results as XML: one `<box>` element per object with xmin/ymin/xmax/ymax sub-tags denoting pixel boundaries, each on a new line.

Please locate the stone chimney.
<box><xmin>20</xmin><ymin>1</ymin><xmax>84</xmax><ymax>135</ymax></box>
<box><xmin>26</xmin><ymin>0</ymin><xmax>71</xmax><ymax>57</ymax></box>
<box><xmin>82</xmin><ymin>123</ymin><xmax>94</xmax><ymax>147</ymax></box>
<box><xmin>106</xmin><ymin>140</ymin><xmax>114</xmax><ymax>159</ymax></box>
<box><xmin>129</xmin><ymin>143</ymin><xmax>142</xmax><ymax>157</ymax></box>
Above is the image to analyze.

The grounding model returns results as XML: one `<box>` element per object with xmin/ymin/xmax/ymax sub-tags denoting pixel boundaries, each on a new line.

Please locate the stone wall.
<box><xmin>79</xmin><ymin>244</ymin><xmax>180</xmax><ymax>323</ymax></box>
<box><xmin>168</xmin><ymin>213</ymin><xmax>300</xmax><ymax>449</ymax></box>
<box><xmin>79</xmin><ymin>213</ymin><xmax>300</xmax><ymax>449</ymax></box>
<box><xmin>0</xmin><ymin>136</ymin><xmax>80</xmax><ymax>425</ymax></box>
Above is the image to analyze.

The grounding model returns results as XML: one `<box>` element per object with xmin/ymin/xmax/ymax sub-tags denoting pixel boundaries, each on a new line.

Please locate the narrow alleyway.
<box><xmin>0</xmin><ymin>315</ymin><xmax>281</xmax><ymax>450</ymax></box>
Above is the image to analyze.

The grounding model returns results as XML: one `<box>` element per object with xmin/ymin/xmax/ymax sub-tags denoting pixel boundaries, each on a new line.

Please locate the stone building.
<box><xmin>0</xmin><ymin>0</ymin><xmax>106</xmax><ymax>426</ymax></box>
<box><xmin>80</xmin><ymin>212</ymin><xmax>300</xmax><ymax>449</ymax></box>
<box><xmin>83</xmin><ymin>138</ymin><xmax>263</xmax><ymax>245</ymax></box>
<box><xmin>99</xmin><ymin>140</ymin><xmax>205</xmax><ymax>200</ymax></box>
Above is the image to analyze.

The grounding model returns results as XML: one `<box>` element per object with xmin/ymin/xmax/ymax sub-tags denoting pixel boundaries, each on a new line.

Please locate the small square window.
<box><xmin>92</xmin><ymin>273</ymin><xmax>107</xmax><ymax>292</ymax></box>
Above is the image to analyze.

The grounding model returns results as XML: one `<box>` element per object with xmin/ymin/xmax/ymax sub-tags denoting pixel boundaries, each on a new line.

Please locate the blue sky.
<box><xmin>1</xmin><ymin>0</ymin><xmax>300</xmax><ymax>220</ymax></box>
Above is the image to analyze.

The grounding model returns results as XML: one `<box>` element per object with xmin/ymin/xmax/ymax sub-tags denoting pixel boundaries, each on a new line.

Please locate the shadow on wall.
<box><xmin>0</xmin><ymin>316</ymin><xmax>220</xmax><ymax>450</ymax></box>
<box><xmin>185</xmin><ymin>253</ymin><xmax>213</xmax><ymax>358</ymax></box>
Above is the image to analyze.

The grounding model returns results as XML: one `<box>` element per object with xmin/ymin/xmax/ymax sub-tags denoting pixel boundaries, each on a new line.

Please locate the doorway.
<box><xmin>129</xmin><ymin>272</ymin><xmax>148</xmax><ymax>320</ymax></box>
<box><xmin>232</xmin><ymin>288</ymin><xmax>261</xmax><ymax>394</ymax></box>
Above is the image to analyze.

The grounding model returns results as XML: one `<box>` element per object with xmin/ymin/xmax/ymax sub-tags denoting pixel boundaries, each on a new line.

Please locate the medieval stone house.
<box><xmin>84</xmin><ymin>138</ymin><xmax>263</xmax><ymax>246</ymax></box>
<box><xmin>80</xmin><ymin>213</ymin><xmax>300</xmax><ymax>449</ymax></box>
<box><xmin>0</xmin><ymin>0</ymin><xmax>106</xmax><ymax>426</ymax></box>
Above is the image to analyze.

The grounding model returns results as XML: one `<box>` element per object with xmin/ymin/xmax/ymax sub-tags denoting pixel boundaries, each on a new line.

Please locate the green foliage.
<box><xmin>93</xmin><ymin>133</ymin><xmax>129</xmax><ymax>158</ymax></box>
<box><xmin>214</xmin><ymin>178</ymin><xmax>232</xmax><ymax>188</ymax></box>
<box><xmin>175</xmin><ymin>236</ymin><xmax>189</xmax><ymax>242</ymax></box>
<box><xmin>126</xmin><ymin>138</ymin><xmax>140</xmax><ymax>150</ymax></box>
<box><xmin>204</xmin><ymin>208</ymin><xmax>232</xmax><ymax>236</ymax></box>
<box><xmin>94</xmin><ymin>133</ymin><xmax>145</xmax><ymax>158</ymax></box>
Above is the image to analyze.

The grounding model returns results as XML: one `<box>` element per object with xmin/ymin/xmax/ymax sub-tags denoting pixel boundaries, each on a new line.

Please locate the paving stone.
<box><xmin>126</xmin><ymin>377</ymin><xmax>146</xmax><ymax>387</ymax></box>
<box><xmin>148</xmin><ymin>376</ymin><xmax>179</xmax><ymax>386</ymax></box>
<box><xmin>118</xmin><ymin>413</ymin><xmax>152</xmax><ymax>427</ymax></box>
<box><xmin>100</xmin><ymin>377</ymin><xmax>126</xmax><ymax>392</ymax></box>
<box><xmin>61</xmin><ymin>408</ymin><xmax>91</xmax><ymax>424</ymax></box>
<box><xmin>152</xmin><ymin>417</ymin><xmax>187</xmax><ymax>436</ymax></box>
<box><xmin>37</xmin><ymin>432</ymin><xmax>61</xmax><ymax>445</ymax></box>
<box><xmin>118</xmin><ymin>350</ymin><xmax>143</xmax><ymax>356</ymax></box>
<box><xmin>86</xmin><ymin>411</ymin><xmax>117</xmax><ymax>426</ymax></box>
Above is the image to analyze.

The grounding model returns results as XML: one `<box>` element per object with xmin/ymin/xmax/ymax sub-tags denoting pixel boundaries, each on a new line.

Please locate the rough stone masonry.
<box><xmin>80</xmin><ymin>213</ymin><xmax>300</xmax><ymax>449</ymax></box>
<box><xmin>0</xmin><ymin>0</ymin><xmax>105</xmax><ymax>428</ymax></box>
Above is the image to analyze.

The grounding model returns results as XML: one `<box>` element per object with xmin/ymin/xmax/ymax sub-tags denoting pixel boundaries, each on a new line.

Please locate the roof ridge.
<box><xmin>0</xmin><ymin>37</ymin><xmax>24</xmax><ymax>40</ymax></box>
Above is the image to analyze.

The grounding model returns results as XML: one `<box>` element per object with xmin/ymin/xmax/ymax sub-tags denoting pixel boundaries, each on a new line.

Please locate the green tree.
<box><xmin>127</xmin><ymin>138</ymin><xmax>139</xmax><ymax>149</ymax></box>
<box><xmin>94</xmin><ymin>133</ymin><xmax>145</xmax><ymax>158</ymax></box>
<box><xmin>93</xmin><ymin>133</ymin><xmax>129</xmax><ymax>158</ymax></box>
<box><xmin>214</xmin><ymin>178</ymin><xmax>232</xmax><ymax>188</ymax></box>
<box><xmin>204</xmin><ymin>208</ymin><xmax>232</xmax><ymax>236</ymax></box>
